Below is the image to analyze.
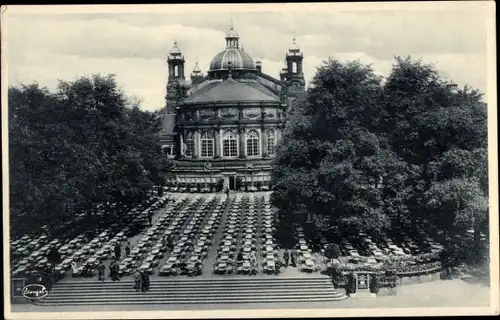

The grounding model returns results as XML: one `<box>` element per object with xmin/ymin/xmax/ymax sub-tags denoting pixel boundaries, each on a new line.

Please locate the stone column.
<box><xmin>193</xmin><ymin>129</ymin><xmax>200</xmax><ymax>159</ymax></box>
<box><xmin>180</xmin><ymin>129</ymin><xmax>186</xmax><ymax>158</ymax></box>
<box><xmin>239</xmin><ymin>127</ymin><xmax>246</xmax><ymax>159</ymax></box>
<box><xmin>214</xmin><ymin>127</ymin><xmax>221</xmax><ymax>158</ymax></box>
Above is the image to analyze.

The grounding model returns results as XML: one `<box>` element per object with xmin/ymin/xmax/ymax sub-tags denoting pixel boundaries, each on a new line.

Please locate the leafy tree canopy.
<box><xmin>9</xmin><ymin>74</ymin><xmax>171</xmax><ymax>237</ymax></box>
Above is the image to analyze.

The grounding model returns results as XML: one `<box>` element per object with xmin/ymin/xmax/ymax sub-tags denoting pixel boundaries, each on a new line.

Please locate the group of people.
<box><xmin>70</xmin><ymin>240</ymin><xmax>134</xmax><ymax>281</ymax></box>
<box><xmin>236</xmin><ymin>250</ymin><xmax>258</xmax><ymax>275</ymax></box>
<box><xmin>132</xmin><ymin>269</ymin><xmax>151</xmax><ymax>292</ymax></box>
<box><xmin>282</xmin><ymin>249</ymin><xmax>299</xmax><ymax>267</ymax></box>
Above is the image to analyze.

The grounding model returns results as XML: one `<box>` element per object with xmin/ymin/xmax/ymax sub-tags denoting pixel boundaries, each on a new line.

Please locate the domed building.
<box><xmin>160</xmin><ymin>24</ymin><xmax>305</xmax><ymax>191</ymax></box>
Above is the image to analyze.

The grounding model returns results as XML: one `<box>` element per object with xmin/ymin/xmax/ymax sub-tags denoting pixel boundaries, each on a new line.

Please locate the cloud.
<box><xmin>5</xmin><ymin>7</ymin><xmax>490</xmax><ymax>111</ymax></box>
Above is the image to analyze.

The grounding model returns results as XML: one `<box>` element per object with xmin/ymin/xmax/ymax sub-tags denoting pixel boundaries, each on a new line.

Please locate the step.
<box><xmin>41</xmin><ymin>294</ymin><xmax>347</xmax><ymax>305</ymax></box>
<box><xmin>51</xmin><ymin>282</ymin><xmax>333</xmax><ymax>290</ymax></box>
<box><xmin>55</xmin><ymin>277</ymin><xmax>330</xmax><ymax>286</ymax></box>
<box><xmin>44</xmin><ymin>291</ymin><xmax>343</xmax><ymax>300</ymax></box>
<box><xmin>46</xmin><ymin>289</ymin><xmax>338</xmax><ymax>298</ymax></box>
<box><xmin>40</xmin><ymin>297</ymin><xmax>347</xmax><ymax>306</ymax></box>
<box><xmin>50</xmin><ymin>286</ymin><xmax>334</xmax><ymax>295</ymax></box>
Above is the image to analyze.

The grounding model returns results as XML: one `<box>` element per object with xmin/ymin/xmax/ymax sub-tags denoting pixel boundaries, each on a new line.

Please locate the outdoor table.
<box><xmin>245</xmin><ymin>234</ymin><xmax>254</xmax><ymax>240</ymax></box>
<box><xmin>193</xmin><ymin>247</ymin><xmax>203</xmax><ymax>255</ymax></box>
<box><xmin>137</xmin><ymin>242</ymin><xmax>147</xmax><ymax>248</ymax></box>
<box><xmin>265</xmin><ymin>246</ymin><xmax>273</xmax><ymax>253</ymax></box>
<box><xmin>350</xmin><ymin>251</ymin><xmax>360</xmax><ymax>257</ymax></box>
<box><xmin>219</xmin><ymin>255</ymin><xmax>229</xmax><ymax>262</ymax></box>
<box><xmin>243</xmin><ymin>247</ymin><xmax>252</xmax><ymax>253</ymax></box>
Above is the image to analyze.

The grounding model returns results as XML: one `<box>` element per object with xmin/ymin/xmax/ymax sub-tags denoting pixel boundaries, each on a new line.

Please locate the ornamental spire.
<box><xmin>225</xmin><ymin>19</ymin><xmax>239</xmax><ymax>49</ymax></box>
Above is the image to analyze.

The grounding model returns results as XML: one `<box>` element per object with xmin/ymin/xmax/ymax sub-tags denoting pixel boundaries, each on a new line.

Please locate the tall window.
<box><xmin>223</xmin><ymin>131</ymin><xmax>238</xmax><ymax>157</ymax></box>
<box><xmin>246</xmin><ymin>130</ymin><xmax>260</xmax><ymax>157</ymax></box>
<box><xmin>200</xmin><ymin>131</ymin><xmax>214</xmax><ymax>158</ymax></box>
<box><xmin>185</xmin><ymin>132</ymin><xmax>194</xmax><ymax>157</ymax></box>
<box><xmin>266</xmin><ymin>130</ymin><xmax>276</xmax><ymax>156</ymax></box>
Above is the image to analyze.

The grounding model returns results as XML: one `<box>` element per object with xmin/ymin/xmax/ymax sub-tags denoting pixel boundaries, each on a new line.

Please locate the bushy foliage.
<box><xmin>9</xmin><ymin>74</ymin><xmax>171</xmax><ymax>237</ymax></box>
<box><xmin>271</xmin><ymin>56</ymin><xmax>488</xmax><ymax>254</ymax></box>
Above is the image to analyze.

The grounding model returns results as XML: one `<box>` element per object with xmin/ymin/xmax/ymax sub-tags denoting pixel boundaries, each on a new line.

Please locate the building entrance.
<box><xmin>229</xmin><ymin>176</ymin><xmax>236</xmax><ymax>191</ymax></box>
<box><xmin>223</xmin><ymin>175</ymin><xmax>237</xmax><ymax>191</ymax></box>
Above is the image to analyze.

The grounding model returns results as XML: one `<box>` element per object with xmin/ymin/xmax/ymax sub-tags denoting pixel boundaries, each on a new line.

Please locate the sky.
<box><xmin>4</xmin><ymin>3</ymin><xmax>493</xmax><ymax>111</ymax></box>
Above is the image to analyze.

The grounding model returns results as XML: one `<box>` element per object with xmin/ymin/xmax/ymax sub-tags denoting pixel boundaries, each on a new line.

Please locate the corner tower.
<box><xmin>166</xmin><ymin>41</ymin><xmax>186</xmax><ymax>113</ymax></box>
<box><xmin>285</xmin><ymin>37</ymin><xmax>305</xmax><ymax>108</ymax></box>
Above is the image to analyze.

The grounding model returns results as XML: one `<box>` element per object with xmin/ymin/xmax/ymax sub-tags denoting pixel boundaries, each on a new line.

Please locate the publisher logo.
<box><xmin>22</xmin><ymin>284</ymin><xmax>49</xmax><ymax>299</ymax></box>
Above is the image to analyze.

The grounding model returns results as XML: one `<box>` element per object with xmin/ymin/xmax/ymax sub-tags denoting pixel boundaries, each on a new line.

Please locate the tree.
<box><xmin>382</xmin><ymin>56</ymin><xmax>488</xmax><ymax>238</ymax></box>
<box><xmin>271</xmin><ymin>59</ymin><xmax>389</xmax><ymax>235</ymax></box>
<box><xmin>9</xmin><ymin>74</ymin><xmax>171</xmax><ymax>238</ymax></box>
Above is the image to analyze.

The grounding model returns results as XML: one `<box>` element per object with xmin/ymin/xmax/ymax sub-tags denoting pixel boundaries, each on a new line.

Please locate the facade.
<box><xmin>160</xmin><ymin>24</ymin><xmax>305</xmax><ymax>191</ymax></box>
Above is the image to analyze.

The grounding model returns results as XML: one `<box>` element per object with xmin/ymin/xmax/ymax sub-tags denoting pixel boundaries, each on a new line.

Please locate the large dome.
<box><xmin>209</xmin><ymin>48</ymin><xmax>256</xmax><ymax>71</ymax></box>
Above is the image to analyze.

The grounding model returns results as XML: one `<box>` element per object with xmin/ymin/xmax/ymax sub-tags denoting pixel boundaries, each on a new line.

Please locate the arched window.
<box><xmin>246</xmin><ymin>130</ymin><xmax>260</xmax><ymax>157</ymax></box>
<box><xmin>266</xmin><ymin>130</ymin><xmax>276</xmax><ymax>156</ymax></box>
<box><xmin>223</xmin><ymin>131</ymin><xmax>238</xmax><ymax>157</ymax></box>
<box><xmin>292</xmin><ymin>62</ymin><xmax>297</xmax><ymax>73</ymax></box>
<box><xmin>174</xmin><ymin>65</ymin><xmax>179</xmax><ymax>77</ymax></box>
<box><xmin>200</xmin><ymin>131</ymin><xmax>214</xmax><ymax>158</ymax></box>
<box><xmin>185</xmin><ymin>132</ymin><xmax>194</xmax><ymax>157</ymax></box>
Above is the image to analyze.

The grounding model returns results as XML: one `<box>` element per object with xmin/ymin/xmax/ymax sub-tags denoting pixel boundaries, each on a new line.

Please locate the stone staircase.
<box><xmin>39</xmin><ymin>277</ymin><xmax>348</xmax><ymax>305</ymax></box>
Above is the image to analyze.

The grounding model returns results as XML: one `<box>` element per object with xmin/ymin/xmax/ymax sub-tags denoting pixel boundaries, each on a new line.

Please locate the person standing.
<box><xmin>148</xmin><ymin>211</ymin><xmax>153</xmax><ymax>226</ymax></box>
<box><xmin>97</xmin><ymin>261</ymin><xmax>105</xmax><ymax>282</ymax></box>
<box><xmin>141</xmin><ymin>270</ymin><xmax>150</xmax><ymax>292</ymax></box>
<box><xmin>225</xmin><ymin>187</ymin><xmax>230</xmax><ymax>199</ymax></box>
<box><xmin>274</xmin><ymin>259</ymin><xmax>281</xmax><ymax>275</ymax></box>
<box><xmin>132</xmin><ymin>269</ymin><xmax>142</xmax><ymax>292</ymax></box>
<box><xmin>114</xmin><ymin>243</ymin><xmax>121</xmax><ymax>261</ymax></box>
<box><xmin>283</xmin><ymin>249</ymin><xmax>290</xmax><ymax>267</ymax></box>
<box><xmin>71</xmin><ymin>261</ymin><xmax>79</xmax><ymax>278</ymax></box>
<box><xmin>125</xmin><ymin>242</ymin><xmax>131</xmax><ymax>257</ymax></box>
<box><xmin>290</xmin><ymin>249</ymin><xmax>297</xmax><ymax>267</ymax></box>
<box><xmin>109</xmin><ymin>260</ymin><xmax>120</xmax><ymax>281</ymax></box>
<box><xmin>346</xmin><ymin>272</ymin><xmax>355</xmax><ymax>297</ymax></box>
<box><xmin>46</xmin><ymin>246</ymin><xmax>62</xmax><ymax>274</ymax></box>
<box><xmin>167</xmin><ymin>237</ymin><xmax>173</xmax><ymax>251</ymax></box>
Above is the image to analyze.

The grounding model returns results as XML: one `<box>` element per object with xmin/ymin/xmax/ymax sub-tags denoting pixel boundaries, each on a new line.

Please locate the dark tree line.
<box><xmin>9</xmin><ymin>74</ymin><xmax>171</xmax><ymax>238</ymax></box>
<box><xmin>271</xmin><ymin>57</ymin><xmax>488</xmax><ymax>254</ymax></box>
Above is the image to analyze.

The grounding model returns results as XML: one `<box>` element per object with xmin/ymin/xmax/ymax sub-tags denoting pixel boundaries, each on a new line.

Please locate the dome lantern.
<box><xmin>225</xmin><ymin>21</ymin><xmax>240</xmax><ymax>49</ymax></box>
<box><xmin>288</xmin><ymin>37</ymin><xmax>301</xmax><ymax>56</ymax></box>
<box><xmin>169</xmin><ymin>41</ymin><xmax>183</xmax><ymax>59</ymax></box>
